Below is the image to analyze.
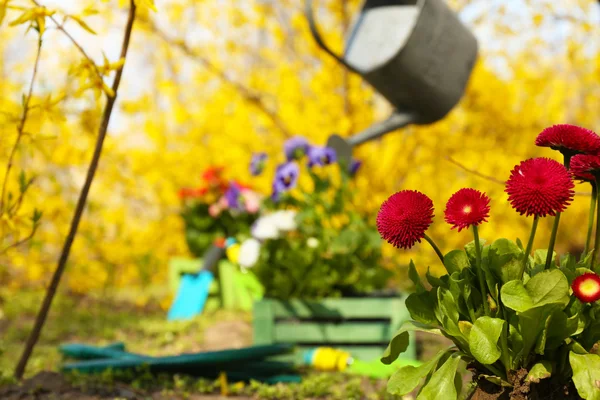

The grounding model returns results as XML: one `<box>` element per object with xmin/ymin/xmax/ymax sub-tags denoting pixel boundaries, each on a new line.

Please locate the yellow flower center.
<box><xmin>462</xmin><ymin>205</ymin><xmax>472</xmax><ymax>214</ymax></box>
<box><xmin>580</xmin><ymin>279</ymin><xmax>600</xmax><ymax>297</ymax></box>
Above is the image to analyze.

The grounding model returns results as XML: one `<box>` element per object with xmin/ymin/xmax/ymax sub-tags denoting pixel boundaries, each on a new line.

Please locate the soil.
<box><xmin>467</xmin><ymin>366</ymin><xmax>583</xmax><ymax>400</ymax></box>
<box><xmin>0</xmin><ymin>371</ymin><xmax>247</xmax><ymax>400</ymax></box>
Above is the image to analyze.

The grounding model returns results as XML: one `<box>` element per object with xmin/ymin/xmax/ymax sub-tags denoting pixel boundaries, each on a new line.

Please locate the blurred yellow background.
<box><xmin>1</xmin><ymin>0</ymin><xmax>599</xmax><ymax>304</ymax></box>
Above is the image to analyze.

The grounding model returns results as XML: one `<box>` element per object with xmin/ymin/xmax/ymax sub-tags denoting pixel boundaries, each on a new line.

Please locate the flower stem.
<box><xmin>499</xmin><ymin>308</ymin><xmax>511</xmax><ymax>376</ymax></box>
<box><xmin>472</xmin><ymin>226</ymin><xmax>490</xmax><ymax>316</ymax></box>
<box><xmin>423</xmin><ymin>234</ymin><xmax>444</xmax><ymax>265</ymax></box>
<box><xmin>584</xmin><ymin>182</ymin><xmax>597</xmax><ymax>257</ymax></box>
<box><xmin>519</xmin><ymin>216</ymin><xmax>539</xmax><ymax>280</ymax></box>
<box><xmin>544</xmin><ymin>153</ymin><xmax>571</xmax><ymax>269</ymax></box>
<box><xmin>545</xmin><ymin>213</ymin><xmax>561</xmax><ymax>269</ymax></box>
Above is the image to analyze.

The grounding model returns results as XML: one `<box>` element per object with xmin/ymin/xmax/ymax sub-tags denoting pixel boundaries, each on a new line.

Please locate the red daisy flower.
<box><xmin>572</xmin><ymin>273</ymin><xmax>600</xmax><ymax>303</ymax></box>
<box><xmin>376</xmin><ymin>190</ymin><xmax>434</xmax><ymax>249</ymax></box>
<box><xmin>571</xmin><ymin>154</ymin><xmax>600</xmax><ymax>183</ymax></box>
<box><xmin>505</xmin><ymin>158</ymin><xmax>574</xmax><ymax>217</ymax></box>
<box><xmin>535</xmin><ymin>124</ymin><xmax>600</xmax><ymax>155</ymax></box>
<box><xmin>444</xmin><ymin>188</ymin><xmax>491</xmax><ymax>232</ymax></box>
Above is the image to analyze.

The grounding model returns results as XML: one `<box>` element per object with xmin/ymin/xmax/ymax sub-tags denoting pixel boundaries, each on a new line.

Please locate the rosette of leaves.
<box><xmin>382</xmin><ymin>239</ymin><xmax>600</xmax><ymax>399</ymax></box>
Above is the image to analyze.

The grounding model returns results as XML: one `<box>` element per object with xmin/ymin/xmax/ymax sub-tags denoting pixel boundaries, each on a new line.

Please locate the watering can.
<box><xmin>306</xmin><ymin>0</ymin><xmax>478</xmax><ymax>162</ymax></box>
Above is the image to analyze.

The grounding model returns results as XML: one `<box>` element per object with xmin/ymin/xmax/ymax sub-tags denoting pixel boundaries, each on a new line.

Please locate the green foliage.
<box><xmin>382</xmin><ymin>238</ymin><xmax>600</xmax><ymax>399</ymax></box>
<box><xmin>179</xmin><ymin>166</ymin><xmax>259</xmax><ymax>257</ymax></box>
<box><xmin>252</xmin><ymin>163</ymin><xmax>391</xmax><ymax>300</ymax></box>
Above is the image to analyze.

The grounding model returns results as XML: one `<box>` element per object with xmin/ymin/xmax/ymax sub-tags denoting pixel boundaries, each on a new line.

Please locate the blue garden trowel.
<box><xmin>167</xmin><ymin>241</ymin><xmax>226</xmax><ymax>321</ymax></box>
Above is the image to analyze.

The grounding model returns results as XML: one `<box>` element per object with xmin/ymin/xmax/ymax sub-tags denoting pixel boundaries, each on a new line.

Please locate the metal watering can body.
<box><xmin>306</xmin><ymin>0</ymin><xmax>478</xmax><ymax>161</ymax></box>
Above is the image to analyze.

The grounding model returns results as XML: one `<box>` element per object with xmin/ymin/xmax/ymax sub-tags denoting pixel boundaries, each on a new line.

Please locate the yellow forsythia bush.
<box><xmin>0</xmin><ymin>0</ymin><xmax>598</xmax><ymax>305</ymax></box>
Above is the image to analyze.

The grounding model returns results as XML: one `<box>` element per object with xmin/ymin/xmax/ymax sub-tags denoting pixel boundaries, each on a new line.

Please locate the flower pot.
<box><xmin>253</xmin><ymin>296</ymin><xmax>416</xmax><ymax>366</ymax></box>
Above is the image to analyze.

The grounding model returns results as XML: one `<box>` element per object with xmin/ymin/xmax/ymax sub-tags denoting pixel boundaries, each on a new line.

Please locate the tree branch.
<box><xmin>138</xmin><ymin>16</ymin><xmax>293</xmax><ymax>138</ymax></box>
<box><xmin>14</xmin><ymin>0</ymin><xmax>138</xmax><ymax>379</ymax></box>
<box><xmin>0</xmin><ymin>38</ymin><xmax>42</xmax><ymax>213</ymax></box>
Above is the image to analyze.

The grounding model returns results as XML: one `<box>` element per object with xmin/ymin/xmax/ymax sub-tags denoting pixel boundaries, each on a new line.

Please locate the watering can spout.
<box><xmin>327</xmin><ymin>112</ymin><xmax>416</xmax><ymax>164</ymax></box>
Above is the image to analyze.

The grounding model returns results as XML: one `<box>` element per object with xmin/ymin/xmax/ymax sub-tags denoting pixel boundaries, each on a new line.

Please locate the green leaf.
<box><xmin>561</xmin><ymin>253</ymin><xmax>576</xmax><ymax>271</ymax></box>
<box><xmin>579</xmin><ymin>251</ymin><xmax>595</xmax><ymax>270</ymax></box>
<box><xmin>406</xmin><ymin>291</ymin><xmax>438</xmax><ymax>325</ymax></box>
<box><xmin>534</xmin><ymin>249</ymin><xmax>555</xmax><ymax>266</ymax></box>
<box><xmin>469</xmin><ymin>317</ymin><xmax>504</xmax><ymax>365</ymax></box>
<box><xmin>534</xmin><ymin>312</ymin><xmax>553</xmax><ymax>355</ymax></box>
<box><xmin>444</xmin><ymin>250</ymin><xmax>470</xmax><ymax>274</ymax></box>
<box><xmin>516</xmin><ymin>237</ymin><xmax>524</xmax><ymax>250</ymax></box>
<box><xmin>501</xmin><ymin>269</ymin><xmax>569</xmax><ymax>313</ymax></box>
<box><xmin>480</xmin><ymin>374</ymin><xmax>512</xmax><ymax>387</ymax></box>
<box><xmin>409</xmin><ymin>260</ymin><xmax>426</xmax><ymax>294</ymax></box>
<box><xmin>570</xmin><ymin>352</ymin><xmax>600</xmax><ymax>400</ymax></box>
<box><xmin>544</xmin><ymin>310</ymin><xmax>579</xmax><ymax>351</ymax></box>
<box><xmin>381</xmin><ymin>321</ymin><xmax>442</xmax><ymax>365</ymax></box>
<box><xmin>488</xmin><ymin>238</ymin><xmax>523</xmax><ymax>283</ymax></box>
<box><xmin>465</xmin><ymin>239</ymin><xmax>487</xmax><ymax>261</ymax></box>
<box><xmin>458</xmin><ymin>321</ymin><xmax>473</xmax><ymax>339</ymax></box>
<box><xmin>387</xmin><ymin>348</ymin><xmax>451</xmax><ymax>396</ymax></box>
<box><xmin>417</xmin><ymin>353</ymin><xmax>462</xmax><ymax>400</ymax></box>
<box><xmin>526</xmin><ymin>361</ymin><xmax>552</xmax><ymax>383</ymax></box>
<box><xmin>434</xmin><ymin>288</ymin><xmax>461</xmax><ymax>338</ymax></box>
<box><xmin>516</xmin><ymin>305</ymin><xmax>560</xmax><ymax>364</ymax></box>
<box><xmin>426</xmin><ymin>267</ymin><xmax>446</xmax><ymax>288</ymax></box>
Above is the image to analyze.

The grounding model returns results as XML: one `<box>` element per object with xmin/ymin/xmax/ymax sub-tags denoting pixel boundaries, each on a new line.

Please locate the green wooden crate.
<box><xmin>253</xmin><ymin>297</ymin><xmax>416</xmax><ymax>364</ymax></box>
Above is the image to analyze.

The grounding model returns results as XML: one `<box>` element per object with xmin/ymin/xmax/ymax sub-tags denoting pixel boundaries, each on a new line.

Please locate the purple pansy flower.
<box><xmin>225</xmin><ymin>181</ymin><xmax>243</xmax><ymax>210</ymax></box>
<box><xmin>250</xmin><ymin>152</ymin><xmax>268</xmax><ymax>176</ymax></box>
<box><xmin>284</xmin><ymin>136</ymin><xmax>310</xmax><ymax>161</ymax></box>
<box><xmin>307</xmin><ymin>146</ymin><xmax>336</xmax><ymax>168</ymax></box>
<box><xmin>271</xmin><ymin>162</ymin><xmax>299</xmax><ymax>201</ymax></box>
<box><xmin>349</xmin><ymin>159</ymin><xmax>362</xmax><ymax>176</ymax></box>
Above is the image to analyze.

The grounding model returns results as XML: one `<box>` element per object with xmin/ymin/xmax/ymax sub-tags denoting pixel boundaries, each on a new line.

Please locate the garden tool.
<box><xmin>59</xmin><ymin>342</ymin><xmax>301</xmax><ymax>383</ymax></box>
<box><xmin>302</xmin><ymin>347</ymin><xmax>421</xmax><ymax>378</ymax></box>
<box><xmin>167</xmin><ymin>239</ymin><xmax>226</xmax><ymax>320</ymax></box>
<box><xmin>306</xmin><ymin>0</ymin><xmax>478</xmax><ymax>163</ymax></box>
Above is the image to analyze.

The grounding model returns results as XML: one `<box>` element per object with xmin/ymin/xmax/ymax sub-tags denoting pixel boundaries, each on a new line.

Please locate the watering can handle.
<box><xmin>305</xmin><ymin>0</ymin><xmax>359</xmax><ymax>74</ymax></box>
<box><xmin>347</xmin><ymin>111</ymin><xmax>416</xmax><ymax>147</ymax></box>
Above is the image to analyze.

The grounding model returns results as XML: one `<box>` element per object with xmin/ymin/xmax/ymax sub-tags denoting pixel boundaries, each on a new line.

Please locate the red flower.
<box><xmin>376</xmin><ymin>190</ymin><xmax>434</xmax><ymax>249</ymax></box>
<box><xmin>505</xmin><ymin>158</ymin><xmax>574</xmax><ymax>217</ymax></box>
<box><xmin>572</xmin><ymin>273</ymin><xmax>600</xmax><ymax>303</ymax></box>
<box><xmin>571</xmin><ymin>154</ymin><xmax>600</xmax><ymax>183</ymax></box>
<box><xmin>444</xmin><ymin>188</ymin><xmax>491</xmax><ymax>232</ymax></box>
<box><xmin>535</xmin><ymin>124</ymin><xmax>600</xmax><ymax>155</ymax></box>
<box><xmin>178</xmin><ymin>187</ymin><xmax>208</xmax><ymax>199</ymax></box>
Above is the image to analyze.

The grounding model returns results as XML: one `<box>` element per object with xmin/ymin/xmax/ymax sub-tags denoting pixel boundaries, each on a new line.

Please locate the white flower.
<box><xmin>270</xmin><ymin>210</ymin><xmax>297</xmax><ymax>231</ymax></box>
<box><xmin>307</xmin><ymin>237</ymin><xmax>319</xmax><ymax>248</ymax></box>
<box><xmin>251</xmin><ymin>215</ymin><xmax>280</xmax><ymax>240</ymax></box>
<box><xmin>238</xmin><ymin>238</ymin><xmax>261</xmax><ymax>268</ymax></box>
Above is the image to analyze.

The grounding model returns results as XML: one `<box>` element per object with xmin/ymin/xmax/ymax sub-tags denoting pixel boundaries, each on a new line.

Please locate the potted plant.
<box><xmin>378</xmin><ymin>124</ymin><xmax>600</xmax><ymax>399</ymax></box>
<box><xmin>178</xmin><ymin>166</ymin><xmax>260</xmax><ymax>256</ymax></box>
<box><xmin>247</xmin><ymin>137</ymin><xmax>416</xmax><ymax>364</ymax></box>
<box><xmin>171</xmin><ymin>166</ymin><xmax>263</xmax><ymax>311</ymax></box>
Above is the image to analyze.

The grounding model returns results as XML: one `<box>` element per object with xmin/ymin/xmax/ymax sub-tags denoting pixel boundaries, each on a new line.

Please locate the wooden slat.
<box><xmin>270</xmin><ymin>298</ymin><xmax>399</xmax><ymax>320</ymax></box>
<box><xmin>253</xmin><ymin>299</ymin><xmax>274</xmax><ymax>345</ymax></box>
<box><xmin>274</xmin><ymin>322</ymin><xmax>391</xmax><ymax>343</ymax></box>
